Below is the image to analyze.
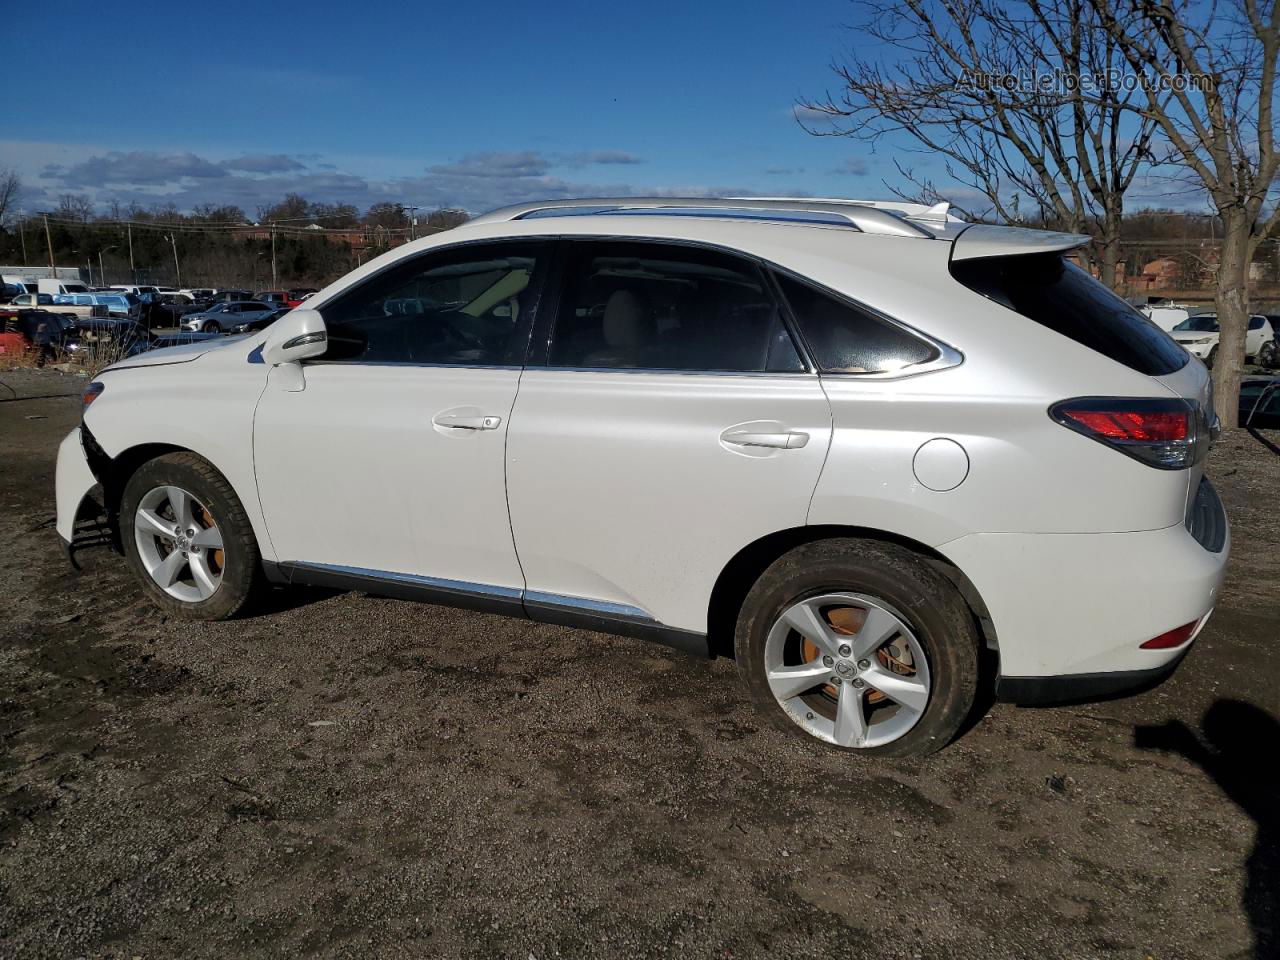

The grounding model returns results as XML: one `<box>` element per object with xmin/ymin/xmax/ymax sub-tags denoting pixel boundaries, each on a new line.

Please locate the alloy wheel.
<box><xmin>764</xmin><ymin>592</ymin><xmax>931</xmax><ymax>748</ymax></box>
<box><xmin>133</xmin><ymin>485</ymin><xmax>225</xmax><ymax>602</ymax></box>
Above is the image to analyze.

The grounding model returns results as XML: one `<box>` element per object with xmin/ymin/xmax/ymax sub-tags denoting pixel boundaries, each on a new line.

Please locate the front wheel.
<box><xmin>735</xmin><ymin>539</ymin><xmax>981</xmax><ymax>757</ymax></box>
<box><xmin>121</xmin><ymin>452</ymin><xmax>262</xmax><ymax>619</ymax></box>
<box><xmin>204</xmin><ymin>321</ymin><xmax>221</xmax><ymax>334</ymax></box>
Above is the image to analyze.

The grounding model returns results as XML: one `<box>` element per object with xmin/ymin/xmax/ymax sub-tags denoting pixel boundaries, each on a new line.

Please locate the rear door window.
<box><xmin>951</xmin><ymin>253</ymin><xmax>1188</xmax><ymax>375</ymax></box>
<box><xmin>546</xmin><ymin>241</ymin><xmax>804</xmax><ymax>372</ymax></box>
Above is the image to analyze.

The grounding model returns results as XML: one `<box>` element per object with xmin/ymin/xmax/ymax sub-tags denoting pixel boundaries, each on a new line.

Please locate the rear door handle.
<box><xmin>720</xmin><ymin>429</ymin><xmax>809</xmax><ymax>449</ymax></box>
<box><xmin>432</xmin><ymin>413</ymin><xmax>502</xmax><ymax>430</ymax></box>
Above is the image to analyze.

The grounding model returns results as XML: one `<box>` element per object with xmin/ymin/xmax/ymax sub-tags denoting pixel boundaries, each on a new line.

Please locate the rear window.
<box><xmin>950</xmin><ymin>253</ymin><xmax>1188</xmax><ymax>376</ymax></box>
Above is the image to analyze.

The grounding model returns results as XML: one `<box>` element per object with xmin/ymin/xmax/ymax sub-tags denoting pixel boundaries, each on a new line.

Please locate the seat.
<box><xmin>582</xmin><ymin>288</ymin><xmax>655</xmax><ymax>367</ymax></box>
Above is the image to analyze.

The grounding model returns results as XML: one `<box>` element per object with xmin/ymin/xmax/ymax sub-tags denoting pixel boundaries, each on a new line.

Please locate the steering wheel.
<box><xmin>436</xmin><ymin>314</ymin><xmax>487</xmax><ymax>351</ymax></box>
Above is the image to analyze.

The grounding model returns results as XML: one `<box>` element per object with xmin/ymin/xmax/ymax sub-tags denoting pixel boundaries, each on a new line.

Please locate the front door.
<box><xmin>505</xmin><ymin>239</ymin><xmax>833</xmax><ymax>634</ymax></box>
<box><xmin>254</xmin><ymin>240</ymin><xmax>550</xmax><ymax>595</ymax></box>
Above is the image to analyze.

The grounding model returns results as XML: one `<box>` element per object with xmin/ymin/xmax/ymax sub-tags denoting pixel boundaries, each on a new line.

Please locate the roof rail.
<box><xmin>467</xmin><ymin>197</ymin><xmax>949</xmax><ymax>239</ymax></box>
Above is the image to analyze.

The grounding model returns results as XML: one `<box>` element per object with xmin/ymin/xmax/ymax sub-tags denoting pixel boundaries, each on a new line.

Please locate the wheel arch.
<box><xmin>705</xmin><ymin>524</ymin><xmax>998</xmax><ymax>660</ymax></box>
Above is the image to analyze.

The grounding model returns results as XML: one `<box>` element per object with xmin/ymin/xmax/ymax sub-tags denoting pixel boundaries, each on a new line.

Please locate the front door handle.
<box><xmin>432</xmin><ymin>413</ymin><xmax>502</xmax><ymax>430</ymax></box>
<box><xmin>720</xmin><ymin>429</ymin><xmax>809</xmax><ymax>449</ymax></box>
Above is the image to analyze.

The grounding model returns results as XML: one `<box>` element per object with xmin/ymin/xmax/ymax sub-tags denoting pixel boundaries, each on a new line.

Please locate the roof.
<box><xmin>467</xmin><ymin>197</ymin><xmax>1090</xmax><ymax>258</ymax></box>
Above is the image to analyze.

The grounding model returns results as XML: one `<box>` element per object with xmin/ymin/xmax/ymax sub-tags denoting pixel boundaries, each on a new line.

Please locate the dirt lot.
<box><xmin>1</xmin><ymin>368</ymin><xmax>1277</xmax><ymax>960</ymax></box>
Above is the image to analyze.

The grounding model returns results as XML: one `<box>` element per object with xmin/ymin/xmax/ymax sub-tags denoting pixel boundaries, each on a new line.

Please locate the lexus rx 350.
<box><xmin>56</xmin><ymin>198</ymin><xmax>1228</xmax><ymax>756</ymax></box>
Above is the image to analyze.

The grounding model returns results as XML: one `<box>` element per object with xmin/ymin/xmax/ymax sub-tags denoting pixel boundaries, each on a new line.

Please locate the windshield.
<box><xmin>1174</xmin><ymin>316</ymin><xmax>1219</xmax><ymax>332</ymax></box>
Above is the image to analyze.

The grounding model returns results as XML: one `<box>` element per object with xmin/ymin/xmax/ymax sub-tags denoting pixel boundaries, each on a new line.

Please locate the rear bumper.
<box><xmin>941</xmin><ymin>499</ymin><xmax>1228</xmax><ymax>686</ymax></box>
<box><xmin>996</xmin><ymin>648</ymin><xmax>1190</xmax><ymax>705</ymax></box>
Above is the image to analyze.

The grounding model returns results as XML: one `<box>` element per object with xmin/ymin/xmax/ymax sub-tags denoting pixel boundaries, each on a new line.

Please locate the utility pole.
<box><xmin>127</xmin><ymin>223</ymin><xmax>135</xmax><ymax>282</ymax></box>
<box><xmin>270</xmin><ymin>223</ymin><xmax>277</xmax><ymax>288</ymax></box>
<box><xmin>168</xmin><ymin>234</ymin><xmax>181</xmax><ymax>286</ymax></box>
<box><xmin>43</xmin><ymin>213</ymin><xmax>56</xmax><ymax>271</ymax></box>
<box><xmin>406</xmin><ymin>205</ymin><xmax>419</xmax><ymax>242</ymax></box>
<box><xmin>98</xmin><ymin>249</ymin><xmax>107</xmax><ymax>286</ymax></box>
<box><xmin>18</xmin><ymin>218</ymin><xmax>26</xmax><ymax>266</ymax></box>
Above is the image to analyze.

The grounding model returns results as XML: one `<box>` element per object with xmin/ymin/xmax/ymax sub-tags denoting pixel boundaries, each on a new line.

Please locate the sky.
<box><xmin>3</xmin><ymin>0</ymin><xmax>906</xmax><ymax>218</ymax></box>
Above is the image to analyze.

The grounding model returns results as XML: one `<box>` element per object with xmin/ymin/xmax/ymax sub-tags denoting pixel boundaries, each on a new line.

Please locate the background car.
<box><xmin>207</xmin><ymin>289</ymin><xmax>253</xmax><ymax>304</ymax></box>
<box><xmin>229</xmin><ymin>306</ymin><xmax>289</xmax><ymax>334</ymax></box>
<box><xmin>181</xmin><ymin>300</ymin><xmax>275</xmax><ymax>333</ymax></box>
<box><xmin>1239</xmin><ymin>376</ymin><xmax>1280</xmax><ymax>428</ymax></box>
<box><xmin>1169</xmin><ymin>312</ymin><xmax>1270</xmax><ymax>365</ymax></box>
<box><xmin>1256</xmin><ymin>316</ymin><xmax>1280</xmax><ymax>368</ymax></box>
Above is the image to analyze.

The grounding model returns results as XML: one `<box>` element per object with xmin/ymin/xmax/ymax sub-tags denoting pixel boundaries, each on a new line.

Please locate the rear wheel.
<box><xmin>735</xmin><ymin>538</ymin><xmax>981</xmax><ymax>757</ymax></box>
<box><xmin>121</xmin><ymin>453</ymin><xmax>261</xmax><ymax>619</ymax></box>
<box><xmin>1258</xmin><ymin>339</ymin><xmax>1278</xmax><ymax>369</ymax></box>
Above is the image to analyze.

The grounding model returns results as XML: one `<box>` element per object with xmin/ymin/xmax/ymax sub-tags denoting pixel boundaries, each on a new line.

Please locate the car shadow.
<box><xmin>248</xmin><ymin>583</ymin><xmax>341</xmax><ymax>617</ymax></box>
<box><xmin>1135</xmin><ymin>700</ymin><xmax>1280</xmax><ymax>959</ymax></box>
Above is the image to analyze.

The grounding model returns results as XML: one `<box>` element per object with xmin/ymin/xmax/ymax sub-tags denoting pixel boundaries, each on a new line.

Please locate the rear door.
<box><xmin>505</xmin><ymin>239</ymin><xmax>832</xmax><ymax>635</ymax></box>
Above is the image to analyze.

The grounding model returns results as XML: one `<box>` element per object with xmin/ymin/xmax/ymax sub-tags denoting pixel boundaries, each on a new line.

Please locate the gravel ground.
<box><xmin>1</xmin><ymin>368</ymin><xmax>1277</xmax><ymax>960</ymax></box>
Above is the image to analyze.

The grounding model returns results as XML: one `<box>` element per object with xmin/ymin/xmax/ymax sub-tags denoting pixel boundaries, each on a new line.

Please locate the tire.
<box><xmin>735</xmin><ymin>538</ymin><xmax>981</xmax><ymax>758</ymax></box>
<box><xmin>204</xmin><ymin>321</ymin><xmax>221</xmax><ymax>334</ymax></box>
<box><xmin>1258</xmin><ymin>340</ymin><xmax>1278</xmax><ymax>369</ymax></box>
<box><xmin>120</xmin><ymin>452</ymin><xmax>262</xmax><ymax>620</ymax></box>
<box><xmin>1205</xmin><ymin>345</ymin><xmax>1217</xmax><ymax>368</ymax></box>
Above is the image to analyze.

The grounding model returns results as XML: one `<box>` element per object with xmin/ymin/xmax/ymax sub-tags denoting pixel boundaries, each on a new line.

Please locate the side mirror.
<box><xmin>261</xmin><ymin>308</ymin><xmax>327</xmax><ymax>365</ymax></box>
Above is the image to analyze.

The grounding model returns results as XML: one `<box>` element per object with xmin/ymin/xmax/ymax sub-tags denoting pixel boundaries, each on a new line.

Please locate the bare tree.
<box><xmin>56</xmin><ymin>193</ymin><xmax>95</xmax><ymax>223</ymax></box>
<box><xmin>0</xmin><ymin>169</ymin><xmax>19</xmax><ymax>226</ymax></box>
<box><xmin>426</xmin><ymin>207</ymin><xmax>469</xmax><ymax>230</ymax></box>
<box><xmin>1085</xmin><ymin>0</ymin><xmax>1279</xmax><ymax>427</ymax></box>
<box><xmin>364</xmin><ymin>202</ymin><xmax>408</xmax><ymax>229</ymax></box>
<box><xmin>800</xmin><ymin>0</ymin><xmax>1159</xmax><ymax>286</ymax></box>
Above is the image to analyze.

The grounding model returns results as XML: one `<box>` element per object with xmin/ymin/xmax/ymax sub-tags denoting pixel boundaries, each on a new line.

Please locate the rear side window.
<box><xmin>951</xmin><ymin>253</ymin><xmax>1188</xmax><ymax>375</ymax></box>
<box><xmin>773</xmin><ymin>273</ymin><xmax>939</xmax><ymax>374</ymax></box>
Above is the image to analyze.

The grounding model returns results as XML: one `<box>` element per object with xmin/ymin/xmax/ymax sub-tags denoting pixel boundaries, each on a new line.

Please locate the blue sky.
<box><xmin>3</xmin><ymin>0</ymin><xmax>901</xmax><ymax>217</ymax></box>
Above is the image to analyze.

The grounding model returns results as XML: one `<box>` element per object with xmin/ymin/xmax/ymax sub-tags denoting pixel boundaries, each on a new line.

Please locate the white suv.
<box><xmin>55</xmin><ymin>198</ymin><xmax>1229</xmax><ymax>756</ymax></box>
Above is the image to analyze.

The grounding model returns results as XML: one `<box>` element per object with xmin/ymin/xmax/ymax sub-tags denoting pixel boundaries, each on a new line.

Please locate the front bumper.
<box><xmin>1177</xmin><ymin>340</ymin><xmax>1214</xmax><ymax>359</ymax></box>
<box><xmin>55</xmin><ymin>427</ymin><xmax>97</xmax><ymax>544</ymax></box>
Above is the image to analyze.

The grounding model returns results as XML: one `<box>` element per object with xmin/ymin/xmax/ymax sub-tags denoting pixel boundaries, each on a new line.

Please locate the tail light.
<box><xmin>1049</xmin><ymin>397</ymin><xmax>1205</xmax><ymax>469</ymax></box>
<box><xmin>1141</xmin><ymin>619</ymin><xmax>1199</xmax><ymax>649</ymax></box>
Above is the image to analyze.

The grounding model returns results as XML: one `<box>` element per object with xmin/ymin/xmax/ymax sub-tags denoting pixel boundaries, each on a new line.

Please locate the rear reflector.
<box><xmin>1049</xmin><ymin>397</ymin><xmax>1202</xmax><ymax>469</ymax></box>
<box><xmin>1140</xmin><ymin>620</ymin><xmax>1199</xmax><ymax>649</ymax></box>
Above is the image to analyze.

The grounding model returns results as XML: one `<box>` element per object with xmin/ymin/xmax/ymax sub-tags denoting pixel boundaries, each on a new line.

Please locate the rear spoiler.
<box><xmin>951</xmin><ymin>224</ymin><xmax>1091</xmax><ymax>261</ymax></box>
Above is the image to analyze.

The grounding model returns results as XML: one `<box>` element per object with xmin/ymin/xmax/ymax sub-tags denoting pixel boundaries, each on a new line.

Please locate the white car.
<box><xmin>1138</xmin><ymin>304</ymin><xmax>1191</xmax><ymax>331</ymax></box>
<box><xmin>55</xmin><ymin>197</ymin><xmax>1228</xmax><ymax>756</ymax></box>
<box><xmin>180</xmin><ymin>300</ymin><xmax>276</xmax><ymax>333</ymax></box>
<box><xmin>1170</xmin><ymin>313</ymin><xmax>1270</xmax><ymax>365</ymax></box>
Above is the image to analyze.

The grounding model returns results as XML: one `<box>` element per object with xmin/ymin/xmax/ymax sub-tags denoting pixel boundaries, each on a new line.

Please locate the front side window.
<box><xmin>320</xmin><ymin>242</ymin><xmax>545</xmax><ymax>365</ymax></box>
<box><xmin>547</xmin><ymin>241</ymin><xmax>803</xmax><ymax>372</ymax></box>
<box><xmin>774</xmin><ymin>273</ymin><xmax>939</xmax><ymax>374</ymax></box>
